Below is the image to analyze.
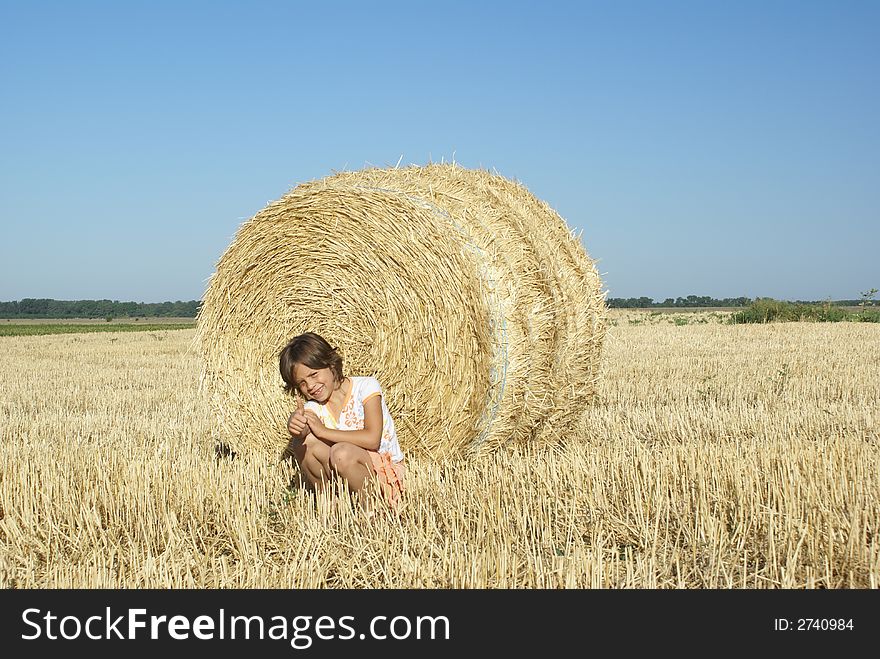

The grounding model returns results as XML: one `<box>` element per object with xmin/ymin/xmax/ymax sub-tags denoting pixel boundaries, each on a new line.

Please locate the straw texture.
<box><xmin>196</xmin><ymin>164</ymin><xmax>606</xmax><ymax>460</ymax></box>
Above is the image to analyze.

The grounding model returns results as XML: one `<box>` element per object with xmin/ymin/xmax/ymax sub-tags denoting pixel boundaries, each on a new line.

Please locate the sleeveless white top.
<box><xmin>304</xmin><ymin>376</ymin><xmax>403</xmax><ymax>462</ymax></box>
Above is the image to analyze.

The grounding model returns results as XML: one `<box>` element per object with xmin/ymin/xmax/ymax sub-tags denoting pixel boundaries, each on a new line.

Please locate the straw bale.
<box><xmin>196</xmin><ymin>163</ymin><xmax>606</xmax><ymax>460</ymax></box>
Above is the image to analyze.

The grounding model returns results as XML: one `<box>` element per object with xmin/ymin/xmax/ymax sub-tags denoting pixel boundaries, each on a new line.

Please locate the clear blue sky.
<box><xmin>2</xmin><ymin>0</ymin><xmax>877</xmax><ymax>303</ymax></box>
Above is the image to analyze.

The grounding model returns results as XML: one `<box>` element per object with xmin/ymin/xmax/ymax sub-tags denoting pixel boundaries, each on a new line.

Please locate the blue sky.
<box><xmin>1</xmin><ymin>0</ymin><xmax>877</xmax><ymax>303</ymax></box>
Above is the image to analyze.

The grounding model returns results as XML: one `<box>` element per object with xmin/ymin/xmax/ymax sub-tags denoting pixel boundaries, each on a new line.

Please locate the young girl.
<box><xmin>278</xmin><ymin>332</ymin><xmax>405</xmax><ymax>510</ymax></box>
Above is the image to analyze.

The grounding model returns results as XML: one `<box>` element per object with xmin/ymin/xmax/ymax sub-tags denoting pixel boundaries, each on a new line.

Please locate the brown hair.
<box><xmin>279</xmin><ymin>332</ymin><xmax>344</xmax><ymax>395</ymax></box>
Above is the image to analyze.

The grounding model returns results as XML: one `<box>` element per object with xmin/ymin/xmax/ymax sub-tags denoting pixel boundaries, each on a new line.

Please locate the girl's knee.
<box><xmin>328</xmin><ymin>442</ymin><xmax>362</xmax><ymax>471</ymax></box>
<box><xmin>293</xmin><ymin>434</ymin><xmax>331</xmax><ymax>478</ymax></box>
<box><xmin>296</xmin><ymin>433</ymin><xmax>325</xmax><ymax>458</ymax></box>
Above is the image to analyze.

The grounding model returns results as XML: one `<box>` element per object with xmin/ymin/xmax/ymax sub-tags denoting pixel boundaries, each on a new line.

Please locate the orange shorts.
<box><xmin>368</xmin><ymin>451</ymin><xmax>406</xmax><ymax>510</ymax></box>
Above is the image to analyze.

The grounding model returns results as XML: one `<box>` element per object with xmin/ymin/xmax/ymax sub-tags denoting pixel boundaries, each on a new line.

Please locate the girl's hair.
<box><xmin>278</xmin><ymin>332</ymin><xmax>344</xmax><ymax>395</ymax></box>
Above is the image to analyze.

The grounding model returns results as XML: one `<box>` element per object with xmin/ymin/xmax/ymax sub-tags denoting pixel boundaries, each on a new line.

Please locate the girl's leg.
<box><xmin>327</xmin><ymin>442</ymin><xmax>375</xmax><ymax>495</ymax></box>
<box><xmin>288</xmin><ymin>433</ymin><xmax>333</xmax><ymax>491</ymax></box>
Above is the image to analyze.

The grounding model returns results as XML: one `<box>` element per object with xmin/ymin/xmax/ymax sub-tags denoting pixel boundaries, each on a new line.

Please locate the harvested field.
<box><xmin>1</xmin><ymin>317</ymin><xmax>877</xmax><ymax>588</ymax></box>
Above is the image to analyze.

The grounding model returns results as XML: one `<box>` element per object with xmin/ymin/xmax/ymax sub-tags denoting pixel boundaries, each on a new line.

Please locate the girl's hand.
<box><xmin>287</xmin><ymin>398</ymin><xmax>308</xmax><ymax>438</ymax></box>
<box><xmin>303</xmin><ymin>410</ymin><xmax>326</xmax><ymax>439</ymax></box>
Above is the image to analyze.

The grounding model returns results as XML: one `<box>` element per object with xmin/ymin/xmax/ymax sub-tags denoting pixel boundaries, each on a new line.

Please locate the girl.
<box><xmin>278</xmin><ymin>332</ymin><xmax>405</xmax><ymax>510</ymax></box>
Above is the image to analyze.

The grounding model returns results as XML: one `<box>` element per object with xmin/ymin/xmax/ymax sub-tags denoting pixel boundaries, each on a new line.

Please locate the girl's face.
<box><xmin>291</xmin><ymin>362</ymin><xmax>337</xmax><ymax>403</ymax></box>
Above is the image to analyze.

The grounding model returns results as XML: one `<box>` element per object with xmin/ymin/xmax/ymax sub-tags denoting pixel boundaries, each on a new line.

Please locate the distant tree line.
<box><xmin>607</xmin><ymin>296</ymin><xmax>866</xmax><ymax>308</ymax></box>
<box><xmin>0</xmin><ymin>298</ymin><xmax>201</xmax><ymax>318</ymax></box>
<box><xmin>2</xmin><ymin>296</ymin><xmax>868</xmax><ymax>317</ymax></box>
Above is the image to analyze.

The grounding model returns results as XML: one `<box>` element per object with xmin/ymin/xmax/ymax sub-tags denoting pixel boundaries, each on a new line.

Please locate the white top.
<box><xmin>304</xmin><ymin>376</ymin><xmax>403</xmax><ymax>462</ymax></box>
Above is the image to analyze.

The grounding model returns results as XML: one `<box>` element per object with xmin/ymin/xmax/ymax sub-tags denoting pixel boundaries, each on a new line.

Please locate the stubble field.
<box><xmin>1</xmin><ymin>310</ymin><xmax>877</xmax><ymax>588</ymax></box>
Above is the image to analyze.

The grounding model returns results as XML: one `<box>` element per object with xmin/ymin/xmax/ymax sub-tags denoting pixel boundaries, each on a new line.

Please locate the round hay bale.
<box><xmin>196</xmin><ymin>163</ymin><xmax>607</xmax><ymax>460</ymax></box>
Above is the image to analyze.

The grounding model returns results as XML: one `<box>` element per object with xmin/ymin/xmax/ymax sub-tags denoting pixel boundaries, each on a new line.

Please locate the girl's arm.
<box><xmin>305</xmin><ymin>395</ymin><xmax>383</xmax><ymax>451</ymax></box>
